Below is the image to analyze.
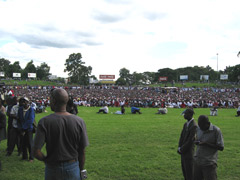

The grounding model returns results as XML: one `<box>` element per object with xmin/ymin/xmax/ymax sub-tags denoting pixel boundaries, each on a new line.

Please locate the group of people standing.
<box><xmin>0</xmin><ymin>96</ymin><xmax>35</xmax><ymax>171</ymax></box>
<box><xmin>0</xmin><ymin>88</ymin><xmax>89</xmax><ymax>180</ymax></box>
<box><xmin>178</xmin><ymin>109</ymin><xmax>224</xmax><ymax>180</ymax></box>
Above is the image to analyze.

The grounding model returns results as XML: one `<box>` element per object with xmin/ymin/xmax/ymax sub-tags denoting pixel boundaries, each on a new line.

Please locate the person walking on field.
<box><xmin>177</xmin><ymin>109</ymin><xmax>197</xmax><ymax>180</ymax></box>
<box><xmin>194</xmin><ymin>115</ymin><xmax>224</xmax><ymax>180</ymax></box>
<box><xmin>33</xmin><ymin>88</ymin><xmax>89</xmax><ymax>180</ymax></box>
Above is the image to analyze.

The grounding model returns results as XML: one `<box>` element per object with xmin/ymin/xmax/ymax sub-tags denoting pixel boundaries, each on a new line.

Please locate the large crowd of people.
<box><xmin>0</xmin><ymin>85</ymin><xmax>240</xmax><ymax>109</ymax></box>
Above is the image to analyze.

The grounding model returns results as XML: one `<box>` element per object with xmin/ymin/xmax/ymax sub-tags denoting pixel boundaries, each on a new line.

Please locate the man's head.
<box><xmin>198</xmin><ymin>115</ymin><xmax>210</xmax><ymax>131</ymax></box>
<box><xmin>22</xmin><ymin>97</ymin><xmax>29</xmax><ymax>109</ymax></box>
<box><xmin>184</xmin><ymin>108</ymin><xmax>194</xmax><ymax>120</ymax></box>
<box><xmin>50</xmin><ymin>88</ymin><xmax>69</xmax><ymax>112</ymax></box>
<box><xmin>12</xmin><ymin>96</ymin><xmax>18</xmax><ymax>105</ymax></box>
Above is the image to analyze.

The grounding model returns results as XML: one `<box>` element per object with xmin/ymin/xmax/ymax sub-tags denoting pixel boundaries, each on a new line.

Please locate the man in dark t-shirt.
<box><xmin>33</xmin><ymin>88</ymin><xmax>89</xmax><ymax>180</ymax></box>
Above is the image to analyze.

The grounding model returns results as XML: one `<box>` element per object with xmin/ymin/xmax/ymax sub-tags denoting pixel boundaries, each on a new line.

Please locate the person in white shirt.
<box><xmin>156</xmin><ymin>107</ymin><xmax>168</xmax><ymax>114</ymax></box>
<box><xmin>97</xmin><ymin>105</ymin><xmax>109</xmax><ymax>114</ymax></box>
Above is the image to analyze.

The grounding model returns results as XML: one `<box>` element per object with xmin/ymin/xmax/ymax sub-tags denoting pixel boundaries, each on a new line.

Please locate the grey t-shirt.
<box><xmin>33</xmin><ymin>113</ymin><xmax>89</xmax><ymax>163</ymax></box>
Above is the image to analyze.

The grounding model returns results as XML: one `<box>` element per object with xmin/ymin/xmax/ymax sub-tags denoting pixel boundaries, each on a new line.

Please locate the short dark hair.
<box><xmin>198</xmin><ymin>115</ymin><xmax>209</xmax><ymax>123</ymax></box>
<box><xmin>185</xmin><ymin>108</ymin><xmax>194</xmax><ymax>116</ymax></box>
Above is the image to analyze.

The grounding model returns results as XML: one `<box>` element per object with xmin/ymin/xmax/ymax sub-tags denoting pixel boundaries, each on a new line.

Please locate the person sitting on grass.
<box><xmin>235</xmin><ymin>105</ymin><xmax>240</xmax><ymax>117</ymax></box>
<box><xmin>97</xmin><ymin>104</ymin><xmax>109</xmax><ymax>114</ymax></box>
<box><xmin>210</xmin><ymin>107</ymin><xmax>218</xmax><ymax>116</ymax></box>
<box><xmin>114</xmin><ymin>105</ymin><xmax>125</xmax><ymax>115</ymax></box>
<box><xmin>131</xmin><ymin>106</ymin><xmax>142</xmax><ymax>114</ymax></box>
<box><xmin>156</xmin><ymin>106</ymin><xmax>168</xmax><ymax>114</ymax></box>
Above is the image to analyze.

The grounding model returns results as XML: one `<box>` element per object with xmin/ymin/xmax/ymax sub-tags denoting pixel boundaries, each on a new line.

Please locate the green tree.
<box><xmin>7</xmin><ymin>61</ymin><xmax>22</xmax><ymax>78</ymax></box>
<box><xmin>36</xmin><ymin>62</ymin><xmax>51</xmax><ymax>80</ymax></box>
<box><xmin>0</xmin><ymin>58</ymin><xmax>11</xmax><ymax>77</ymax></box>
<box><xmin>224</xmin><ymin>64</ymin><xmax>240</xmax><ymax>82</ymax></box>
<box><xmin>22</xmin><ymin>60</ymin><xmax>37</xmax><ymax>79</ymax></box>
<box><xmin>64</xmin><ymin>53</ymin><xmax>92</xmax><ymax>84</ymax></box>
<box><xmin>116</xmin><ymin>68</ymin><xmax>131</xmax><ymax>85</ymax></box>
<box><xmin>132</xmin><ymin>72</ymin><xmax>145</xmax><ymax>85</ymax></box>
<box><xmin>78</xmin><ymin>65</ymin><xmax>92</xmax><ymax>85</ymax></box>
<box><xmin>143</xmin><ymin>71</ymin><xmax>155</xmax><ymax>84</ymax></box>
<box><xmin>155</xmin><ymin>68</ymin><xmax>176</xmax><ymax>82</ymax></box>
<box><xmin>115</xmin><ymin>77</ymin><xmax>127</xmax><ymax>85</ymax></box>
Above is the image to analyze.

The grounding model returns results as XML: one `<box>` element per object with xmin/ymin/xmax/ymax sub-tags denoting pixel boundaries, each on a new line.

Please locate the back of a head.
<box><xmin>51</xmin><ymin>89</ymin><xmax>69</xmax><ymax>107</ymax></box>
<box><xmin>185</xmin><ymin>108</ymin><xmax>194</xmax><ymax>116</ymax></box>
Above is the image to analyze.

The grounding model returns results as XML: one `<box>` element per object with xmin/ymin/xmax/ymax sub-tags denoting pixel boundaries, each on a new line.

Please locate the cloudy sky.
<box><xmin>0</xmin><ymin>0</ymin><xmax>239</xmax><ymax>79</ymax></box>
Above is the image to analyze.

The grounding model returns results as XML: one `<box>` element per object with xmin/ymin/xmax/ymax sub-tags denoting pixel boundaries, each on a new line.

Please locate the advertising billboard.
<box><xmin>13</xmin><ymin>73</ymin><xmax>21</xmax><ymax>78</ymax></box>
<box><xmin>99</xmin><ymin>75</ymin><xmax>115</xmax><ymax>79</ymax></box>
<box><xmin>220</xmin><ymin>74</ymin><xmax>228</xmax><ymax>80</ymax></box>
<box><xmin>0</xmin><ymin>72</ymin><xmax>4</xmax><ymax>77</ymax></box>
<box><xmin>180</xmin><ymin>75</ymin><xmax>188</xmax><ymax>80</ymax></box>
<box><xmin>200</xmin><ymin>75</ymin><xmax>209</xmax><ymax>81</ymax></box>
<box><xmin>28</xmin><ymin>73</ymin><xmax>37</xmax><ymax>78</ymax></box>
<box><xmin>159</xmin><ymin>76</ymin><xmax>168</xmax><ymax>81</ymax></box>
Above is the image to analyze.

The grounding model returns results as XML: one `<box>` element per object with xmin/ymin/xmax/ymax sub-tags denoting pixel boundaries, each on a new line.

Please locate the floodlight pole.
<box><xmin>216</xmin><ymin>53</ymin><xmax>218</xmax><ymax>71</ymax></box>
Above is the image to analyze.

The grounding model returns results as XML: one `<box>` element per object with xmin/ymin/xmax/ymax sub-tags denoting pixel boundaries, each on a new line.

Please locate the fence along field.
<box><xmin>0</xmin><ymin>107</ymin><xmax>239</xmax><ymax>180</ymax></box>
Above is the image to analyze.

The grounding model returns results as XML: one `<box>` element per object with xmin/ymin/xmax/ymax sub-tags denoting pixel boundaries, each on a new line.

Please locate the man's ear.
<box><xmin>207</xmin><ymin>121</ymin><xmax>210</xmax><ymax>127</ymax></box>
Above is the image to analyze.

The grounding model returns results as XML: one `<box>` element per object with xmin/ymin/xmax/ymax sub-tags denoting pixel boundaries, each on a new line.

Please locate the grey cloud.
<box><xmin>82</xmin><ymin>40</ymin><xmax>102</xmax><ymax>46</ymax></box>
<box><xmin>144</xmin><ymin>12</ymin><xmax>167</xmax><ymax>20</ymax></box>
<box><xmin>71</xmin><ymin>31</ymin><xmax>96</xmax><ymax>38</ymax></box>
<box><xmin>14</xmin><ymin>34</ymin><xmax>80</xmax><ymax>48</ymax></box>
<box><xmin>93</xmin><ymin>12</ymin><xmax>124</xmax><ymax>23</ymax></box>
<box><xmin>1</xmin><ymin>26</ymin><xmax>102</xmax><ymax>48</ymax></box>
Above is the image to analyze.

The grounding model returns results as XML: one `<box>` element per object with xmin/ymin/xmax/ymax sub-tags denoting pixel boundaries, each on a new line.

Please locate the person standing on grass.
<box><xmin>6</xmin><ymin>97</ymin><xmax>22</xmax><ymax>156</ymax></box>
<box><xmin>0</xmin><ymin>111</ymin><xmax>7</xmax><ymax>170</ymax></box>
<box><xmin>177</xmin><ymin>108</ymin><xmax>197</xmax><ymax>180</ymax></box>
<box><xmin>193</xmin><ymin>115</ymin><xmax>224</xmax><ymax>180</ymax></box>
<box><xmin>33</xmin><ymin>88</ymin><xmax>89</xmax><ymax>180</ymax></box>
<box><xmin>18</xmin><ymin>97</ymin><xmax>35</xmax><ymax>162</ymax></box>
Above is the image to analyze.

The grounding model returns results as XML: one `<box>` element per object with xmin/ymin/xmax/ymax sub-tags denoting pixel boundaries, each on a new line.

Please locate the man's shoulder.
<box><xmin>191</xmin><ymin>119</ymin><xmax>197</xmax><ymax>127</ymax></box>
<box><xmin>40</xmin><ymin>113</ymin><xmax>84</xmax><ymax>122</ymax></box>
<box><xmin>211</xmin><ymin>124</ymin><xmax>221</xmax><ymax>133</ymax></box>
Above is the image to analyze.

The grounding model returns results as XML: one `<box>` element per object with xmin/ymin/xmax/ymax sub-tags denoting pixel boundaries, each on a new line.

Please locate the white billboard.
<box><xmin>48</xmin><ymin>75</ymin><xmax>57</xmax><ymax>80</ymax></box>
<box><xmin>13</xmin><ymin>73</ymin><xmax>21</xmax><ymax>78</ymax></box>
<box><xmin>200</xmin><ymin>75</ymin><xmax>209</xmax><ymax>81</ymax></box>
<box><xmin>28</xmin><ymin>73</ymin><xmax>36</xmax><ymax>78</ymax></box>
<box><xmin>180</xmin><ymin>75</ymin><xmax>188</xmax><ymax>80</ymax></box>
<box><xmin>0</xmin><ymin>72</ymin><xmax>5</xmax><ymax>77</ymax></box>
<box><xmin>220</xmin><ymin>74</ymin><xmax>228</xmax><ymax>80</ymax></box>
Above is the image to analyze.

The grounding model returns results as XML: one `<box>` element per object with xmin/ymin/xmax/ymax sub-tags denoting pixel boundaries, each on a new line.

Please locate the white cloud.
<box><xmin>0</xmin><ymin>0</ymin><xmax>240</xmax><ymax>79</ymax></box>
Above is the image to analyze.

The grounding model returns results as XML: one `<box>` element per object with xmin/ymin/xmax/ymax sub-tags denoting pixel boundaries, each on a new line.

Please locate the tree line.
<box><xmin>1</xmin><ymin>53</ymin><xmax>240</xmax><ymax>85</ymax></box>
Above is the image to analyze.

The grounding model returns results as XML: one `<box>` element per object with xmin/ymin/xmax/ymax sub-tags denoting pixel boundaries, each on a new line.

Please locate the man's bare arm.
<box><xmin>33</xmin><ymin>148</ymin><xmax>46</xmax><ymax>161</ymax></box>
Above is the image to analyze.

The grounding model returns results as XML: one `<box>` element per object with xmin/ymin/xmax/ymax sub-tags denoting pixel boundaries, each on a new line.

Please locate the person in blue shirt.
<box><xmin>131</xmin><ymin>106</ymin><xmax>142</xmax><ymax>114</ymax></box>
<box><xmin>18</xmin><ymin>97</ymin><xmax>35</xmax><ymax>162</ymax></box>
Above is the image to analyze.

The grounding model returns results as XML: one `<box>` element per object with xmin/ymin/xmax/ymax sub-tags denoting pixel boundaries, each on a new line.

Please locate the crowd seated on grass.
<box><xmin>0</xmin><ymin>85</ymin><xmax>239</xmax><ymax>108</ymax></box>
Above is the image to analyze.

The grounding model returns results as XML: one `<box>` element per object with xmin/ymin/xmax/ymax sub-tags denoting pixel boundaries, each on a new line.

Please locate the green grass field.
<box><xmin>0</xmin><ymin>107</ymin><xmax>239</xmax><ymax>180</ymax></box>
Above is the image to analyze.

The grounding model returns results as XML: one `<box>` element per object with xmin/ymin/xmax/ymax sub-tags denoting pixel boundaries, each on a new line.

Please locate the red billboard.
<box><xmin>99</xmin><ymin>75</ymin><xmax>115</xmax><ymax>79</ymax></box>
<box><xmin>159</xmin><ymin>76</ymin><xmax>168</xmax><ymax>81</ymax></box>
